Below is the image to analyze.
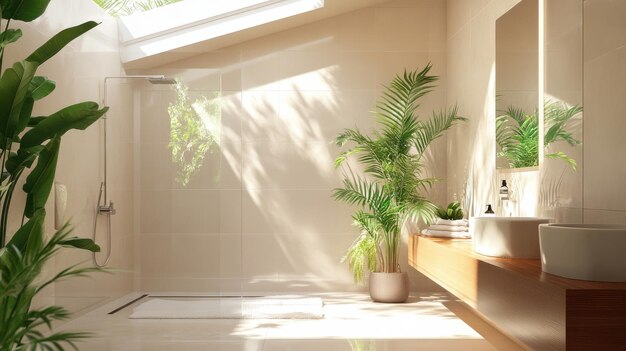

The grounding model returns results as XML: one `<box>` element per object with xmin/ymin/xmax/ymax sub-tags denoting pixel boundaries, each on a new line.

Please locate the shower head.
<box><xmin>148</xmin><ymin>76</ymin><xmax>176</xmax><ymax>85</ymax></box>
<box><xmin>104</xmin><ymin>75</ymin><xmax>177</xmax><ymax>86</ymax></box>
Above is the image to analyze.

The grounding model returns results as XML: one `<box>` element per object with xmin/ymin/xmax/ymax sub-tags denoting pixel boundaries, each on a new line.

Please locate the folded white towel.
<box><xmin>421</xmin><ymin>229</ymin><xmax>470</xmax><ymax>239</ymax></box>
<box><xmin>429</xmin><ymin>224</ymin><xmax>470</xmax><ymax>232</ymax></box>
<box><xmin>434</xmin><ymin>219</ymin><xmax>469</xmax><ymax>227</ymax></box>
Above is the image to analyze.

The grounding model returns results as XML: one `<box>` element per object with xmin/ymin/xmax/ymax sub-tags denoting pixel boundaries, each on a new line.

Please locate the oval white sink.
<box><xmin>539</xmin><ymin>224</ymin><xmax>626</xmax><ymax>282</ymax></box>
<box><xmin>471</xmin><ymin>217</ymin><xmax>551</xmax><ymax>258</ymax></box>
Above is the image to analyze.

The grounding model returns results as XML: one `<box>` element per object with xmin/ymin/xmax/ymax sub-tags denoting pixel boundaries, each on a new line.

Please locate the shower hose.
<box><xmin>92</xmin><ymin>181</ymin><xmax>112</xmax><ymax>267</ymax></box>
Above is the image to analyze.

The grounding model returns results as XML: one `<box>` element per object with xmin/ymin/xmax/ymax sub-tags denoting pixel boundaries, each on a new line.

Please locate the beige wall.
<box><xmin>446</xmin><ymin>0</ymin><xmax>521</xmax><ymax>216</ymax></box>
<box><xmin>447</xmin><ymin>0</ymin><xmax>624</xmax><ymax>226</ymax></box>
<box><xmin>137</xmin><ymin>0</ymin><xmax>450</xmax><ymax>293</ymax></box>
<box><xmin>5</xmin><ymin>1</ymin><xmax>134</xmax><ymax>313</ymax></box>
<box><xmin>583</xmin><ymin>0</ymin><xmax>626</xmax><ymax>224</ymax></box>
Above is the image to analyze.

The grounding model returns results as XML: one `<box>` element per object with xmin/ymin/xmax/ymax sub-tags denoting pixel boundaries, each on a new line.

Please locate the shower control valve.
<box><xmin>98</xmin><ymin>201</ymin><xmax>116</xmax><ymax>215</ymax></box>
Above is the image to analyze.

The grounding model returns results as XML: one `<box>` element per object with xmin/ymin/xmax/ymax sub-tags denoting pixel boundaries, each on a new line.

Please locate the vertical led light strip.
<box><xmin>538</xmin><ymin>0</ymin><xmax>545</xmax><ymax>166</ymax></box>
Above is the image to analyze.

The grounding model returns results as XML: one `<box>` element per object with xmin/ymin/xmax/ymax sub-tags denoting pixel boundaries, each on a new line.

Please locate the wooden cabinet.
<box><xmin>408</xmin><ymin>235</ymin><xmax>626</xmax><ymax>351</ymax></box>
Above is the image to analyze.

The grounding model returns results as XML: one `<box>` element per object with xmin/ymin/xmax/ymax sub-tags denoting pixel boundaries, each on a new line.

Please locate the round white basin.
<box><xmin>539</xmin><ymin>224</ymin><xmax>626</xmax><ymax>282</ymax></box>
<box><xmin>471</xmin><ymin>217</ymin><xmax>551</xmax><ymax>258</ymax></box>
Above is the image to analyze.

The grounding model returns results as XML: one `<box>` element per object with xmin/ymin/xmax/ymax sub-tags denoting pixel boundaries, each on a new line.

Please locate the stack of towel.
<box><xmin>421</xmin><ymin>219</ymin><xmax>470</xmax><ymax>239</ymax></box>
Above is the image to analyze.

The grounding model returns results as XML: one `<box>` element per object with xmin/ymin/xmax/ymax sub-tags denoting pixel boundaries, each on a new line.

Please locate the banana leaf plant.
<box><xmin>0</xmin><ymin>0</ymin><xmax>107</xmax><ymax>349</ymax></box>
<box><xmin>333</xmin><ymin>64</ymin><xmax>466</xmax><ymax>283</ymax></box>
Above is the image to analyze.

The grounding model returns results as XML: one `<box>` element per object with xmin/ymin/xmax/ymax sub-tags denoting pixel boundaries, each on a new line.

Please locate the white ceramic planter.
<box><xmin>369</xmin><ymin>272</ymin><xmax>409</xmax><ymax>303</ymax></box>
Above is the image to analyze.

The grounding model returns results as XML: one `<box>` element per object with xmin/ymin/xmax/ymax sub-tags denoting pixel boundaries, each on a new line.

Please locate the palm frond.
<box><xmin>332</xmin><ymin>175</ymin><xmax>390</xmax><ymax>213</ymax></box>
<box><xmin>415</xmin><ymin>105</ymin><xmax>466</xmax><ymax>156</ymax></box>
<box><xmin>341</xmin><ymin>232</ymin><xmax>378</xmax><ymax>284</ymax></box>
<box><xmin>496</xmin><ymin>100</ymin><xmax>581</xmax><ymax>169</ymax></box>
<box><xmin>545</xmin><ymin>151</ymin><xmax>577</xmax><ymax>171</ymax></box>
<box><xmin>0</xmin><ymin>224</ymin><xmax>102</xmax><ymax>350</ymax></box>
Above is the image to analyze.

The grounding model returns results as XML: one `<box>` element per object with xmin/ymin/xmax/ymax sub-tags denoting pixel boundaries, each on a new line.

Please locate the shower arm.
<box><xmin>100</xmin><ymin>75</ymin><xmax>172</xmax><ymax>207</ymax></box>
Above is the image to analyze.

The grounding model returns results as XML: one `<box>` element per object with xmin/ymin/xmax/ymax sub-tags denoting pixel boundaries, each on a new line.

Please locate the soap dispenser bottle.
<box><xmin>499</xmin><ymin>180</ymin><xmax>509</xmax><ymax>216</ymax></box>
<box><xmin>499</xmin><ymin>180</ymin><xmax>509</xmax><ymax>201</ymax></box>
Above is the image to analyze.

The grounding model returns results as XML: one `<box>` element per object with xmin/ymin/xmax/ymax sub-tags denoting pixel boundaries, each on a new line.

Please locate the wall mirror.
<box><xmin>495</xmin><ymin>0</ymin><xmax>540</xmax><ymax>170</ymax></box>
<box><xmin>496</xmin><ymin>0</ymin><xmax>582</xmax><ymax>172</ymax></box>
<box><xmin>495</xmin><ymin>0</ymin><xmax>583</xmax><ymax>219</ymax></box>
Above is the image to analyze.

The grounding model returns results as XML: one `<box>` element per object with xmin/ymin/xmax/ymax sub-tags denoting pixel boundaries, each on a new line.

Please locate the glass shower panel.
<box><xmin>540</xmin><ymin>0</ymin><xmax>583</xmax><ymax>222</ymax></box>
<box><xmin>135</xmin><ymin>69</ymin><xmax>243</xmax><ymax>298</ymax></box>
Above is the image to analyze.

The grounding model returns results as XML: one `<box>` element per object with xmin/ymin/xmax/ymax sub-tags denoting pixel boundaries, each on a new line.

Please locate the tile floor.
<box><xmin>57</xmin><ymin>292</ymin><xmax>523</xmax><ymax>351</ymax></box>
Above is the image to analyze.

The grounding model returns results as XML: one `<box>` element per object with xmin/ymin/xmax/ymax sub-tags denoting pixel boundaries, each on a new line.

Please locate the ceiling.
<box><xmin>120</xmin><ymin>0</ymin><xmax>390</xmax><ymax>69</ymax></box>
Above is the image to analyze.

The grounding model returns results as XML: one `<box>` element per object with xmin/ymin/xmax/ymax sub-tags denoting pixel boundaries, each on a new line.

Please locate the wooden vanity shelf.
<box><xmin>408</xmin><ymin>235</ymin><xmax>626</xmax><ymax>351</ymax></box>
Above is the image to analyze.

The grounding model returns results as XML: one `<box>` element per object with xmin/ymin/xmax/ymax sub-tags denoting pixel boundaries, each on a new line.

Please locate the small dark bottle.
<box><xmin>484</xmin><ymin>204</ymin><xmax>495</xmax><ymax>216</ymax></box>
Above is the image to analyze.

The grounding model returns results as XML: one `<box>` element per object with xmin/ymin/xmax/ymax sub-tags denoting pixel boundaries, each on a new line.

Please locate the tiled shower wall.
<box><xmin>137</xmin><ymin>0</ymin><xmax>451</xmax><ymax>293</ymax></box>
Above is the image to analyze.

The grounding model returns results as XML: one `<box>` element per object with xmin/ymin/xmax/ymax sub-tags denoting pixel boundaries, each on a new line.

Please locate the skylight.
<box><xmin>117</xmin><ymin>0</ymin><xmax>325</xmax><ymax>66</ymax></box>
<box><xmin>93</xmin><ymin>0</ymin><xmax>183</xmax><ymax>17</ymax></box>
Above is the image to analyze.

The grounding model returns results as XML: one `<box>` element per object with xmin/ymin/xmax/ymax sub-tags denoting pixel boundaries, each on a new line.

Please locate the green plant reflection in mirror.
<box><xmin>496</xmin><ymin>100</ymin><xmax>582</xmax><ymax>170</ymax></box>
<box><xmin>349</xmin><ymin>340</ymin><xmax>377</xmax><ymax>351</ymax></box>
<box><xmin>168</xmin><ymin>80</ymin><xmax>221</xmax><ymax>186</ymax></box>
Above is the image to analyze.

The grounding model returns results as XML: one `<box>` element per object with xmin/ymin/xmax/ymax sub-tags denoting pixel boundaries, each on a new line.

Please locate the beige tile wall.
<box><xmin>583</xmin><ymin>0</ymin><xmax>626</xmax><ymax>223</ymax></box>
<box><xmin>447</xmin><ymin>0</ymin><xmax>621</xmax><ymax>226</ymax></box>
<box><xmin>137</xmin><ymin>0</ymin><xmax>450</xmax><ymax>293</ymax></box>
<box><xmin>5</xmin><ymin>1</ymin><xmax>134</xmax><ymax>313</ymax></box>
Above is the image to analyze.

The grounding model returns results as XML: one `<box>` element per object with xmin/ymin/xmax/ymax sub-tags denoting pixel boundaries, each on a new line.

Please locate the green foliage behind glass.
<box><xmin>92</xmin><ymin>0</ymin><xmax>182</xmax><ymax>17</ymax></box>
<box><xmin>168</xmin><ymin>81</ymin><xmax>221</xmax><ymax>187</ymax></box>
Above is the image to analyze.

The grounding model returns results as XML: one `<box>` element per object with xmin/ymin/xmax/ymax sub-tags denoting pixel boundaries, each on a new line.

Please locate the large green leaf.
<box><xmin>20</xmin><ymin>102</ymin><xmax>108</xmax><ymax>148</ymax></box>
<box><xmin>6</xmin><ymin>209</ymin><xmax>44</xmax><ymax>252</ymax></box>
<box><xmin>5</xmin><ymin>146</ymin><xmax>43</xmax><ymax>174</ymax></box>
<box><xmin>0</xmin><ymin>28</ymin><xmax>22</xmax><ymax>48</ymax></box>
<box><xmin>23</xmin><ymin>137</ymin><xmax>60</xmax><ymax>218</ymax></box>
<box><xmin>0</xmin><ymin>0</ymin><xmax>52</xmax><ymax>22</ymax></box>
<box><xmin>0</xmin><ymin>61</ymin><xmax>37</xmax><ymax>148</ymax></box>
<box><xmin>29</xmin><ymin>76</ymin><xmax>55</xmax><ymax>100</ymax></box>
<box><xmin>26</xmin><ymin>21</ymin><xmax>98</xmax><ymax>66</ymax></box>
<box><xmin>15</xmin><ymin>95</ymin><xmax>34</xmax><ymax>137</ymax></box>
<box><xmin>59</xmin><ymin>237</ymin><xmax>100</xmax><ymax>253</ymax></box>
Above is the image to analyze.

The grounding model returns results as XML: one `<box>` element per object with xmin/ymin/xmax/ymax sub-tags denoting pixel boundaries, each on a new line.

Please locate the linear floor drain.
<box><xmin>108</xmin><ymin>294</ymin><xmax>148</xmax><ymax>315</ymax></box>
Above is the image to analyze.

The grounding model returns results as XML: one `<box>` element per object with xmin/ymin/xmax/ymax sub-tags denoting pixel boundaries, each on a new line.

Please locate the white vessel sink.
<box><xmin>539</xmin><ymin>224</ymin><xmax>626</xmax><ymax>282</ymax></box>
<box><xmin>471</xmin><ymin>217</ymin><xmax>551</xmax><ymax>258</ymax></box>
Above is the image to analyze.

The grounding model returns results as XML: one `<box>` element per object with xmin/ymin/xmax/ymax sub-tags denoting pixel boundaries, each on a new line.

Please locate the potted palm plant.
<box><xmin>333</xmin><ymin>64</ymin><xmax>465</xmax><ymax>302</ymax></box>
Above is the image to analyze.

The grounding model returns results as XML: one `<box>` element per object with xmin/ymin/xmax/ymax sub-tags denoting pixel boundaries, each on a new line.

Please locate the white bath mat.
<box><xmin>128</xmin><ymin>296</ymin><xmax>324</xmax><ymax>319</ymax></box>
